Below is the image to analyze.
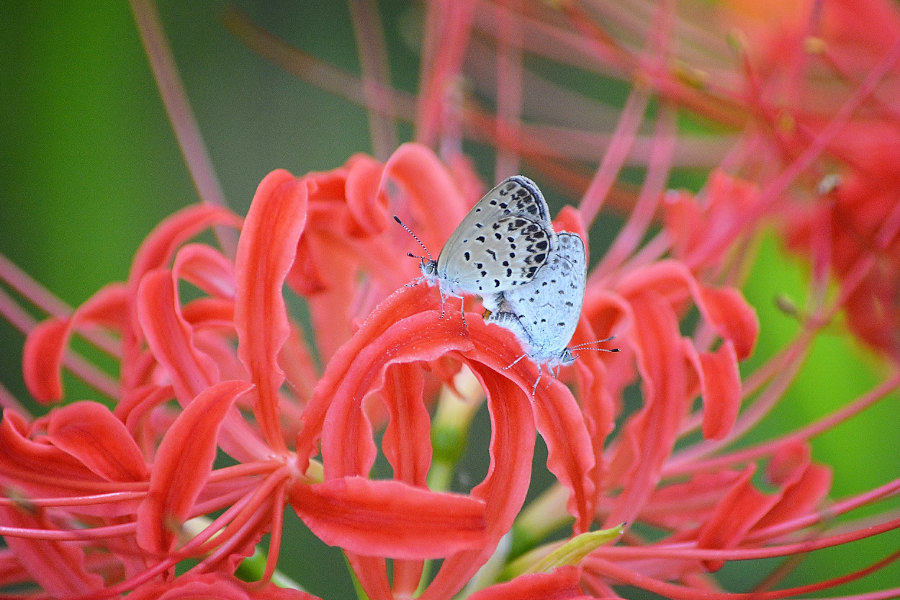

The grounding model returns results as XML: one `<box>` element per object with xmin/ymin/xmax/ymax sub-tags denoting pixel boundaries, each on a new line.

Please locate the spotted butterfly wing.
<box><xmin>486</xmin><ymin>232</ymin><xmax>586</xmax><ymax>366</ymax></box>
<box><xmin>422</xmin><ymin>176</ymin><xmax>555</xmax><ymax>298</ymax></box>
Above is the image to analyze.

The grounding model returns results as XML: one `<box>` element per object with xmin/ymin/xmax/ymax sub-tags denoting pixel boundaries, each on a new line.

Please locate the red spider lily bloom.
<box><xmin>1</xmin><ymin>137</ymin><xmax>764</xmax><ymax>598</ymax></box>
<box><xmin>3</xmin><ymin>0</ymin><xmax>900</xmax><ymax>598</ymax></box>
<box><xmin>2</xmin><ymin>146</ymin><xmax>512</xmax><ymax>597</ymax></box>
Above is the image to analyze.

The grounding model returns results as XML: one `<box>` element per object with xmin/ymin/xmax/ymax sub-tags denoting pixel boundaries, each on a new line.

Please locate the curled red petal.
<box><xmin>172</xmin><ymin>243</ymin><xmax>237</xmax><ymax>299</ymax></box>
<box><xmin>136</xmin><ymin>380</ymin><xmax>253</xmax><ymax>553</ymax></box>
<box><xmin>181</xmin><ymin>297</ymin><xmax>236</xmax><ymax>328</ymax></box>
<box><xmin>22</xmin><ymin>317</ymin><xmax>69</xmax><ymax>403</ymax></box>
<box><xmin>663</xmin><ymin>188</ymin><xmax>703</xmax><ymax>259</ymax></box>
<box><xmin>0</xmin><ymin>410</ymin><xmax>95</xmax><ymax>483</ymax></box>
<box><xmin>234</xmin><ymin>169</ymin><xmax>309</xmax><ymax>452</ymax></box>
<box><xmin>384</xmin><ymin>142</ymin><xmax>469</xmax><ymax>250</ymax></box>
<box><xmin>664</xmin><ymin>171</ymin><xmax>760</xmax><ymax>267</ymax></box>
<box><xmin>603</xmin><ymin>292</ymin><xmax>685</xmax><ymax>527</ymax></box>
<box><xmin>755</xmin><ymin>443</ymin><xmax>832</xmax><ymax>531</ymax></box>
<box><xmin>290</xmin><ymin>476</ymin><xmax>487</xmax><ymax>559</ymax></box>
<box><xmin>301</xmin><ymin>283</ymin><xmax>536</xmax><ymax>599</ymax></box>
<box><xmin>694</xmin><ymin>284</ymin><xmax>759</xmax><ymax>360</ymax></box>
<box><xmin>47</xmin><ymin>401</ymin><xmax>149</xmax><ymax>481</ymax></box>
<box><xmin>22</xmin><ymin>283</ymin><xmax>128</xmax><ymax>403</ymax></box>
<box><xmin>696</xmin><ymin>464</ymin><xmax>776</xmax><ymax>571</ymax></box>
<box><xmin>682</xmin><ymin>340</ymin><xmax>741</xmax><ymax>440</ymax></box>
<box><xmin>380</xmin><ymin>363</ymin><xmax>431</xmax><ymax>486</ymax></box>
<box><xmin>128</xmin><ymin>204</ymin><xmax>242</xmax><ymax>291</ymax></box>
<box><xmin>468</xmin><ymin>566</ymin><xmax>590</xmax><ymax>600</ymax></box>
<box><xmin>643</xmin><ymin>470</ymin><xmax>745</xmax><ymax>530</ymax></box>
<box><xmin>296</xmin><ymin>283</ymin><xmax>449</xmax><ymax>469</ymax></box>
<box><xmin>422</xmin><ymin>363</ymin><xmax>536</xmax><ymax>600</ymax></box>
<box><xmin>616</xmin><ymin>261</ymin><xmax>758</xmax><ymax>361</ymax></box>
<box><xmin>345</xmin><ymin>154</ymin><xmax>390</xmax><ymax>236</ymax></box>
<box><xmin>318</xmin><ymin>310</ymin><xmax>470</xmax><ymax>480</ymax></box>
<box><xmin>137</xmin><ymin>268</ymin><xmax>219</xmax><ymax>403</ymax></box>
<box><xmin>531</xmin><ymin>379</ymin><xmax>596</xmax><ymax>534</ymax></box>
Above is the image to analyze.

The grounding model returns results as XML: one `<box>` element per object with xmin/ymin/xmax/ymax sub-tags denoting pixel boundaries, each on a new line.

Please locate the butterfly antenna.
<box><xmin>393</xmin><ymin>215</ymin><xmax>434</xmax><ymax>262</ymax></box>
<box><xmin>570</xmin><ymin>335</ymin><xmax>620</xmax><ymax>354</ymax></box>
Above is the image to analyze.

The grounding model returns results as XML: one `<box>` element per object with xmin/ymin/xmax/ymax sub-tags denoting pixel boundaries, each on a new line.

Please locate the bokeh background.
<box><xmin>1</xmin><ymin>2</ymin><xmax>896</xmax><ymax>596</ymax></box>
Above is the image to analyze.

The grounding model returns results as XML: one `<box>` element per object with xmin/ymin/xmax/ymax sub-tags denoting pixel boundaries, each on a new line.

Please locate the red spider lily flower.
<box><xmin>4</xmin><ymin>143</ymin><xmax>614</xmax><ymax>599</ymax></box>
<box><xmin>1</xmin><ymin>148</ymin><xmax>507</xmax><ymax>597</ymax></box>
<box><xmin>3</xmin><ymin>1</ymin><xmax>900</xmax><ymax>598</ymax></box>
<box><xmin>2</xmin><ymin>139</ymin><xmax>764</xmax><ymax>598</ymax></box>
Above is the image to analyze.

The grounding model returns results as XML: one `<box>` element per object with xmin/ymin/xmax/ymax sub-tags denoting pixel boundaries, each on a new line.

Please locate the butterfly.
<box><xmin>485</xmin><ymin>232</ymin><xmax>618</xmax><ymax>397</ymax></box>
<box><xmin>395</xmin><ymin>175</ymin><xmax>556</xmax><ymax>320</ymax></box>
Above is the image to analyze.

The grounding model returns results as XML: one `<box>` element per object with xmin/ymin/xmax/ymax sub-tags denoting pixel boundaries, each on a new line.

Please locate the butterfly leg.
<box><xmin>502</xmin><ymin>352</ymin><xmax>529</xmax><ymax>370</ymax></box>
<box><xmin>405</xmin><ymin>275</ymin><xmax>426</xmax><ymax>289</ymax></box>
<box><xmin>543</xmin><ymin>363</ymin><xmax>561</xmax><ymax>393</ymax></box>
<box><xmin>435</xmin><ymin>287</ymin><xmax>447</xmax><ymax>319</ymax></box>
<box><xmin>530</xmin><ymin>364</ymin><xmax>543</xmax><ymax>401</ymax></box>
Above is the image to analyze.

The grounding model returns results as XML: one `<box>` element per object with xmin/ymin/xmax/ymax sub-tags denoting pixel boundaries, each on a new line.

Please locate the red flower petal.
<box><xmin>383</xmin><ymin>143</ymin><xmax>469</xmax><ymax>251</ymax></box>
<box><xmin>128</xmin><ymin>204</ymin><xmax>242</xmax><ymax>291</ymax></box>
<box><xmin>47</xmin><ymin>401</ymin><xmax>149</xmax><ymax>481</ymax></box>
<box><xmin>422</xmin><ymin>363</ymin><xmax>536</xmax><ymax>600</ymax></box>
<box><xmin>138</xmin><ymin>268</ymin><xmax>220</xmax><ymax>403</ymax></box>
<box><xmin>694</xmin><ymin>284</ymin><xmax>759</xmax><ymax>361</ymax></box>
<box><xmin>136</xmin><ymin>380</ymin><xmax>253</xmax><ymax>553</ymax></box>
<box><xmin>22</xmin><ymin>317</ymin><xmax>69</xmax><ymax>403</ymax></box>
<box><xmin>234</xmin><ymin>169</ymin><xmax>309</xmax><ymax>452</ymax></box>
<box><xmin>344</xmin><ymin>154</ymin><xmax>391</xmax><ymax>236</ymax></box>
<box><xmin>468</xmin><ymin>566</ymin><xmax>591</xmax><ymax>600</ymax></box>
<box><xmin>664</xmin><ymin>171</ymin><xmax>760</xmax><ymax>269</ymax></box>
<box><xmin>290</xmin><ymin>476</ymin><xmax>486</xmax><ymax>559</ymax></box>
<box><xmin>603</xmin><ymin>291</ymin><xmax>686</xmax><ymax>528</ymax></box>
<box><xmin>641</xmin><ymin>470</ymin><xmax>745</xmax><ymax>530</ymax></box>
<box><xmin>0</xmin><ymin>410</ymin><xmax>98</xmax><ymax>495</ymax></box>
<box><xmin>681</xmin><ymin>340</ymin><xmax>741</xmax><ymax>440</ymax></box>
<box><xmin>696</xmin><ymin>464</ymin><xmax>775</xmax><ymax>572</ymax></box>
<box><xmin>137</xmin><ymin>271</ymin><xmax>266</xmax><ymax>461</ymax></box>
<box><xmin>295</xmin><ymin>283</ymin><xmax>450</xmax><ymax>469</ymax></box>
<box><xmin>754</xmin><ymin>442</ymin><xmax>832</xmax><ymax>531</ymax></box>
<box><xmin>172</xmin><ymin>243</ymin><xmax>237</xmax><ymax>299</ymax></box>
<box><xmin>181</xmin><ymin>297</ymin><xmax>236</xmax><ymax>328</ymax></box>
<box><xmin>531</xmin><ymin>378</ymin><xmax>597</xmax><ymax>534</ymax></box>
<box><xmin>300</xmin><ymin>284</ymin><xmax>536</xmax><ymax>599</ymax></box>
<box><xmin>380</xmin><ymin>363</ymin><xmax>431</xmax><ymax>487</ymax></box>
<box><xmin>22</xmin><ymin>283</ymin><xmax>128</xmax><ymax>403</ymax></box>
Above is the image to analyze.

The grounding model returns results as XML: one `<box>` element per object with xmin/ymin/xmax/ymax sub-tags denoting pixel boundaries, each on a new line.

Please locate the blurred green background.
<box><xmin>0</xmin><ymin>2</ymin><xmax>896</xmax><ymax>597</ymax></box>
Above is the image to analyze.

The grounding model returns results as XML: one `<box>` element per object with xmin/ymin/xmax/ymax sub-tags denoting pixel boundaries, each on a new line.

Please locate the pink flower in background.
<box><xmin>1</xmin><ymin>0</ymin><xmax>898</xmax><ymax>598</ymax></box>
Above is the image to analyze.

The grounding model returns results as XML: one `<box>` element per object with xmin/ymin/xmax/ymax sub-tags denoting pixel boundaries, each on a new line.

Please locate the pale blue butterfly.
<box><xmin>485</xmin><ymin>232</ymin><xmax>617</xmax><ymax>397</ymax></box>
<box><xmin>395</xmin><ymin>175</ymin><xmax>556</xmax><ymax>321</ymax></box>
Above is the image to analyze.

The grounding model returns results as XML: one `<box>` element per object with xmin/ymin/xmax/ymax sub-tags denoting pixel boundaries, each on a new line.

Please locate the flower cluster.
<box><xmin>2</xmin><ymin>0</ymin><xmax>899</xmax><ymax>598</ymax></box>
